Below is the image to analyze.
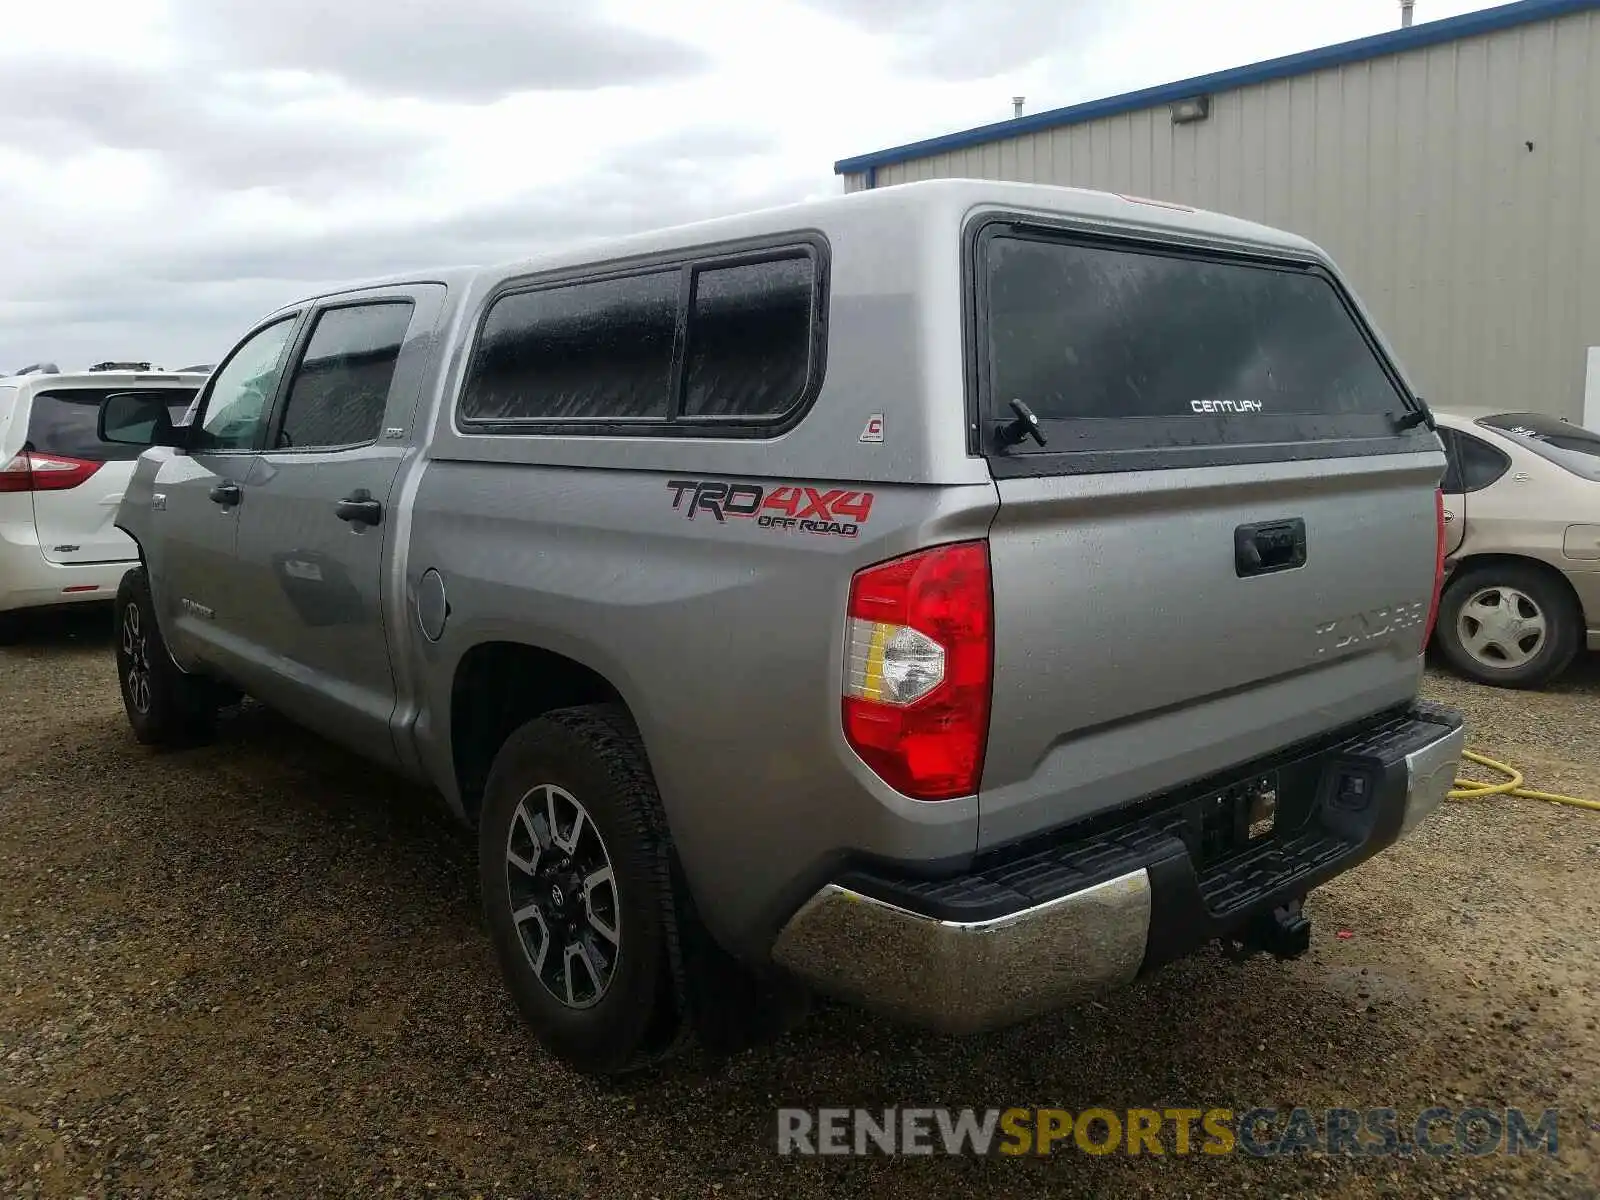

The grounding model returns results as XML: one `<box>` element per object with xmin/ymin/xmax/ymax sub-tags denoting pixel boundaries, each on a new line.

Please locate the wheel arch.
<box><xmin>447</xmin><ymin>640</ymin><xmax>645</xmax><ymax>828</ymax></box>
<box><xmin>1444</xmin><ymin>552</ymin><xmax>1583</xmax><ymax>616</ymax></box>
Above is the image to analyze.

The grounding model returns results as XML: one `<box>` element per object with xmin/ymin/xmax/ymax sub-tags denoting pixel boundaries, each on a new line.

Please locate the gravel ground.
<box><xmin>2</xmin><ymin>607</ymin><xmax>1598</xmax><ymax>1199</ymax></box>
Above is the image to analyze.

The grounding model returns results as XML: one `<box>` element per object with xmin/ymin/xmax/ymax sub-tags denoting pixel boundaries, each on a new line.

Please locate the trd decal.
<box><xmin>666</xmin><ymin>480</ymin><xmax>874</xmax><ymax>538</ymax></box>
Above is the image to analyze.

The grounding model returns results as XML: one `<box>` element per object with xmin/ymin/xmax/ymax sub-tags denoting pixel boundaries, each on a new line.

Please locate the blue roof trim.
<box><xmin>835</xmin><ymin>0</ymin><xmax>1600</xmax><ymax>176</ymax></box>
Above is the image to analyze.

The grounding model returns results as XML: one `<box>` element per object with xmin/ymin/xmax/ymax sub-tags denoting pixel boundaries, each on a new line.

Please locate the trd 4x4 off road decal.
<box><xmin>666</xmin><ymin>480</ymin><xmax>874</xmax><ymax>538</ymax></box>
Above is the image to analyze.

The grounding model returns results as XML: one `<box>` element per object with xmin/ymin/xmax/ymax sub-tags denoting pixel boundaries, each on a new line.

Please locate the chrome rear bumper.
<box><xmin>772</xmin><ymin>871</ymin><xmax>1150</xmax><ymax>1035</ymax></box>
<box><xmin>1399</xmin><ymin>718</ymin><xmax>1465</xmax><ymax>835</ymax></box>
<box><xmin>772</xmin><ymin>707</ymin><xmax>1464</xmax><ymax>1035</ymax></box>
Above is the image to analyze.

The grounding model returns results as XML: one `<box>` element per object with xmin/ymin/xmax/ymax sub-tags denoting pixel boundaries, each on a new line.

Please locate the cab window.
<box><xmin>192</xmin><ymin>317</ymin><xmax>299</xmax><ymax>452</ymax></box>
<box><xmin>272</xmin><ymin>303</ymin><xmax>413</xmax><ymax>450</ymax></box>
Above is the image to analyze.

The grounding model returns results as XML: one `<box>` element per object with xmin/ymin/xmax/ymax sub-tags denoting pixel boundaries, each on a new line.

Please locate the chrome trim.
<box><xmin>771</xmin><ymin>869</ymin><xmax>1151</xmax><ymax>1035</ymax></box>
<box><xmin>1399</xmin><ymin>721</ymin><xmax>1466</xmax><ymax>837</ymax></box>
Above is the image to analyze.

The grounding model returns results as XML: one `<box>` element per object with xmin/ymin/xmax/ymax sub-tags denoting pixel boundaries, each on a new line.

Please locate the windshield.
<box><xmin>1476</xmin><ymin>412</ymin><xmax>1600</xmax><ymax>480</ymax></box>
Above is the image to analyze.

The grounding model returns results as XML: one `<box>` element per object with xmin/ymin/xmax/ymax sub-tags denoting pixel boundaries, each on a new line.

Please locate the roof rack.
<box><xmin>13</xmin><ymin>363</ymin><xmax>60</xmax><ymax>375</ymax></box>
<box><xmin>88</xmin><ymin>360</ymin><xmax>157</xmax><ymax>372</ymax></box>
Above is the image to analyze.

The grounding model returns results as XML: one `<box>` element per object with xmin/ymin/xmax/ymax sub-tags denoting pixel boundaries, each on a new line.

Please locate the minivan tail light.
<box><xmin>0</xmin><ymin>451</ymin><xmax>102</xmax><ymax>493</ymax></box>
<box><xmin>1421</xmin><ymin>488</ymin><xmax>1446</xmax><ymax>651</ymax></box>
<box><xmin>842</xmin><ymin>541</ymin><xmax>993</xmax><ymax>801</ymax></box>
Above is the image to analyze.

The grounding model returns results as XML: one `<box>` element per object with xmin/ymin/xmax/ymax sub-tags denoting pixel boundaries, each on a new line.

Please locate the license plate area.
<box><xmin>1187</xmin><ymin>773</ymin><xmax>1280</xmax><ymax>869</ymax></box>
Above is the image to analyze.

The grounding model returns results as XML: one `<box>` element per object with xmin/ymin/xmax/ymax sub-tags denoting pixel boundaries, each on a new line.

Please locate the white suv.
<box><xmin>0</xmin><ymin>367</ymin><xmax>205</xmax><ymax>639</ymax></box>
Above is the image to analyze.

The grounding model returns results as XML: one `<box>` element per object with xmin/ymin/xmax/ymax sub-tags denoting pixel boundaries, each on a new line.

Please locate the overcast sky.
<box><xmin>0</xmin><ymin>0</ymin><xmax>1505</xmax><ymax>371</ymax></box>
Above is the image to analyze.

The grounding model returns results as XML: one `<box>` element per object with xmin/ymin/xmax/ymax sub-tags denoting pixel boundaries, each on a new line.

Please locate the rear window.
<box><xmin>1477</xmin><ymin>412</ymin><xmax>1600</xmax><ymax>480</ymax></box>
<box><xmin>978</xmin><ymin>228</ymin><xmax>1417</xmax><ymax>465</ymax></box>
<box><xmin>25</xmin><ymin>388</ymin><xmax>197</xmax><ymax>462</ymax></box>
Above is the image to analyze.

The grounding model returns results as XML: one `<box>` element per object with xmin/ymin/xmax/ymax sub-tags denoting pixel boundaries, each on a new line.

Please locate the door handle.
<box><xmin>1234</xmin><ymin>518</ymin><xmax>1307</xmax><ymax>577</ymax></box>
<box><xmin>209</xmin><ymin>481</ymin><xmax>242</xmax><ymax>507</ymax></box>
<box><xmin>335</xmin><ymin>489</ymin><xmax>383</xmax><ymax>527</ymax></box>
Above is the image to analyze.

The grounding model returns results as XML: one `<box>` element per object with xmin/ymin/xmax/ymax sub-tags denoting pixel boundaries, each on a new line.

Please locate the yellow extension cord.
<box><xmin>1449</xmin><ymin>749</ymin><xmax>1600</xmax><ymax>812</ymax></box>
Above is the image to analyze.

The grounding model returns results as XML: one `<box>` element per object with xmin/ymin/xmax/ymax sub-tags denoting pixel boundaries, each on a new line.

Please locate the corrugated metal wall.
<box><xmin>844</xmin><ymin>9</ymin><xmax>1600</xmax><ymax>420</ymax></box>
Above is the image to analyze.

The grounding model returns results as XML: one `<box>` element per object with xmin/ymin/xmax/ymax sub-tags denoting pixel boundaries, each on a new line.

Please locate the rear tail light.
<box><xmin>842</xmin><ymin>540</ymin><xmax>993</xmax><ymax>801</ymax></box>
<box><xmin>0</xmin><ymin>451</ymin><xmax>102</xmax><ymax>493</ymax></box>
<box><xmin>1421</xmin><ymin>488</ymin><xmax>1446</xmax><ymax>651</ymax></box>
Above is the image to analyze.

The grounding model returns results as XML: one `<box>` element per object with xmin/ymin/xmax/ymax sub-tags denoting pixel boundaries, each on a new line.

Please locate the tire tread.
<box><xmin>540</xmin><ymin>704</ymin><xmax>694</xmax><ymax>1071</ymax></box>
<box><xmin>115</xmin><ymin>568</ymin><xmax>219</xmax><ymax>747</ymax></box>
<box><xmin>480</xmin><ymin>704</ymin><xmax>692</xmax><ymax>1076</ymax></box>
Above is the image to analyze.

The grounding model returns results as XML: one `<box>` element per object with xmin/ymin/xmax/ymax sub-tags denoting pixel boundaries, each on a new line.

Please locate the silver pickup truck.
<box><xmin>102</xmin><ymin>179</ymin><xmax>1465</xmax><ymax>1075</ymax></box>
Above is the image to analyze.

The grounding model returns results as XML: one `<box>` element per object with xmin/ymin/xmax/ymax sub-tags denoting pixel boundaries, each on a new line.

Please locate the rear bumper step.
<box><xmin>771</xmin><ymin>701</ymin><xmax>1464</xmax><ymax>1034</ymax></box>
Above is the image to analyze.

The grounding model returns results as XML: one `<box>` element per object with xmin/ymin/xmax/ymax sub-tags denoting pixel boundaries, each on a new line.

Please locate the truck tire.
<box><xmin>114</xmin><ymin>567</ymin><xmax>220</xmax><ymax>746</ymax></box>
<box><xmin>1435</xmin><ymin>561</ymin><xmax>1580</xmax><ymax>690</ymax></box>
<box><xmin>478</xmin><ymin>705</ymin><xmax>688</xmax><ymax>1075</ymax></box>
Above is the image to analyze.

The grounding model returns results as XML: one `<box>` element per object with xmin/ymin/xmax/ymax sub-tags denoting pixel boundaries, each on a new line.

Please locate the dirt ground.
<box><xmin>2</xmin><ymin>607</ymin><xmax>1598</xmax><ymax>1199</ymax></box>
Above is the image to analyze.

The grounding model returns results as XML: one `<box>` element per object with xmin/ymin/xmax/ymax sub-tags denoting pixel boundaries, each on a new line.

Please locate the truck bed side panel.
<box><xmin>403</xmin><ymin>461</ymin><xmax>997</xmax><ymax>959</ymax></box>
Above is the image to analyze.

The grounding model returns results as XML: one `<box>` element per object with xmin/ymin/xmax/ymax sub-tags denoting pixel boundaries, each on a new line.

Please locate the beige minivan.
<box><xmin>1431</xmin><ymin>408</ymin><xmax>1600</xmax><ymax>688</ymax></box>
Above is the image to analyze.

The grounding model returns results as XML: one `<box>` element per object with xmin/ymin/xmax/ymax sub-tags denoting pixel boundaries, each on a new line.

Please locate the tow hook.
<box><xmin>1224</xmin><ymin>899</ymin><xmax>1312</xmax><ymax>962</ymax></box>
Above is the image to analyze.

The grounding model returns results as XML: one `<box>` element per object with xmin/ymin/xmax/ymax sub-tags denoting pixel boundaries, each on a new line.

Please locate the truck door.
<box><xmin>150</xmin><ymin>315</ymin><xmax>303</xmax><ymax>673</ymax></box>
<box><xmin>229</xmin><ymin>285</ymin><xmax>445</xmax><ymax>769</ymax></box>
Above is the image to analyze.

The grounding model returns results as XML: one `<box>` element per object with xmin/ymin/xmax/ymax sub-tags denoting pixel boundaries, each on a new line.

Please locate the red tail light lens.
<box><xmin>0</xmin><ymin>452</ymin><xmax>102</xmax><ymax>493</ymax></box>
<box><xmin>1421</xmin><ymin>488</ymin><xmax>1446</xmax><ymax>651</ymax></box>
<box><xmin>842</xmin><ymin>540</ymin><xmax>993</xmax><ymax>801</ymax></box>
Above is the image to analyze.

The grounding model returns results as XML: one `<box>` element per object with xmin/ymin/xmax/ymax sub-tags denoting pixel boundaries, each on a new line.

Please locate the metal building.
<box><xmin>836</xmin><ymin>0</ymin><xmax>1600</xmax><ymax>425</ymax></box>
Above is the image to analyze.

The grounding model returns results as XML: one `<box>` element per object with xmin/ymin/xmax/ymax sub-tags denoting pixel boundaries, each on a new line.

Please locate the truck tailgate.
<box><xmin>979</xmin><ymin>452</ymin><xmax>1440</xmax><ymax>847</ymax></box>
<box><xmin>968</xmin><ymin>216</ymin><xmax>1445</xmax><ymax>848</ymax></box>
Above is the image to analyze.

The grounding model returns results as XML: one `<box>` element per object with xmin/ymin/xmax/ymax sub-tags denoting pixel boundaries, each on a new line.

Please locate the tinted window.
<box><xmin>25</xmin><ymin>389</ymin><xmax>196</xmax><ymax>462</ymax></box>
<box><xmin>1438</xmin><ymin>430</ymin><xmax>1464</xmax><ymax>494</ymax></box>
<box><xmin>985</xmin><ymin>237</ymin><xmax>1404</xmax><ymax>432</ymax></box>
<box><xmin>462</xmin><ymin>272</ymin><xmax>678</xmax><ymax>422</ymax></box>
<box><xmin>276</xmin><ymin>303</ymin><xmax>413</xmax><ymax>450</ymax></box>
<box><xmin>1478</xmin><ymin>412</ymin><xmax>1600</xmax><ymax>480</ymax></box>
<box><xmin>194</xmin><ymin>317</ymin><xmax>299</xmax><ymax>452</ymax></box>
<box><xmin>683</xmin><ymin>257</ymin><xmax>814</xmax><ymax>419</ymax></box>
<box><xmin>1479</xmin><ymin>411</ymin><xmax>1599</xmax><ymax>452</ymax></box>
<box><xmin>1453</xmin><ymin>431</ymin><xmax>1511</xmax><ymax>491</ymax></box>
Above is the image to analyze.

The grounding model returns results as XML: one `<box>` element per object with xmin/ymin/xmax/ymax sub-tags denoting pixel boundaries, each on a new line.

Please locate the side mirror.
<box><xmin>98</xmin><ymin>392</ymin><xmax>187</xmax><ymax>450</ymax></box>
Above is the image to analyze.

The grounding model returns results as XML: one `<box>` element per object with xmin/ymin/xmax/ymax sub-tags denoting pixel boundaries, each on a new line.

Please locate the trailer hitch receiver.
<box><xmin>1225</xmin><ymin>898</ymin><xmax>1312</xmax><ymax>961</ymax></box>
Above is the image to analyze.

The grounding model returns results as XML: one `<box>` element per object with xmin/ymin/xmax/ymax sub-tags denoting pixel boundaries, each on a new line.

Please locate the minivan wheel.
<box><xmin>114</xmin><ymin>568</ymin><xmax>219</xmax><ymax>746</ymax></box>
<box><xmin>478</xmin><ymin>705</ymin><xmax>686</xmax><ymax>1075</ymax></box>
<box><xmin>1435</xmin><ymin>562</ymin><xmax>1579</xmax><ymax>690</ymax></box>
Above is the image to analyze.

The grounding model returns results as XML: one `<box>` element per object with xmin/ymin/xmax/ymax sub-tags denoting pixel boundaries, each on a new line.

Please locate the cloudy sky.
<box><xmin>1</xmin><ymin>0</ymin><xmax>1505</xmax><ymax>371</ymax></box>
